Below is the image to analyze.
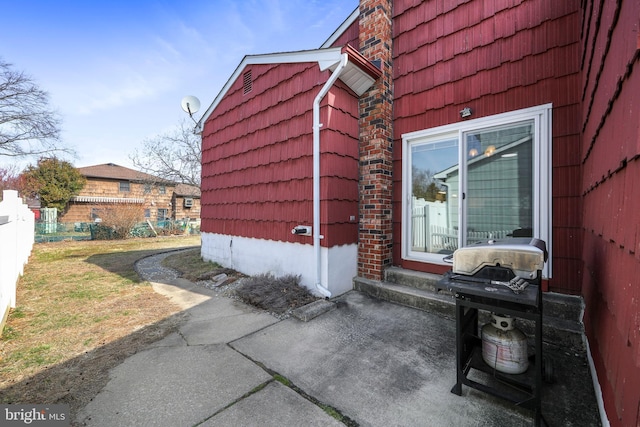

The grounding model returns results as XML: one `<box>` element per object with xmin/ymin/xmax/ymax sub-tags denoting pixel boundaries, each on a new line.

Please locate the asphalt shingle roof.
<box><xmin>174</xmin><ymin>183</ymin><xmax>201</xmax><ymax>197</ymax></box>
<box><xmin>77</xmin><ymin>163</ymin><xmax>173</xmax><ymax>184</ymax></box>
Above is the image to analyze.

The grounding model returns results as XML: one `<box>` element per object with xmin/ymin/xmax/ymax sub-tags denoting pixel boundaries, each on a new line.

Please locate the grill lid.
<box><xmin>452</xmin><ymin>238</ymin><xmax>547</xmax><ymax>280</ymax></box>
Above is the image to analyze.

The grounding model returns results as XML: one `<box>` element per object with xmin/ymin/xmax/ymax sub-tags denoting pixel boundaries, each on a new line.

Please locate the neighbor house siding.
<box><xmin>391</xmin><ymin>0</ymin><xmax>583</xmax><ymax>293</ymax></box>
<box><xmin>62</xmin><ymin>178</ymin><xmax>174</xmax><ymax>223</ymax></box>
<box><xmin>201</xmin><ymin>62</ymin><xmax>359</xmax><ymax>247</ymax></box>
<box><xmin>579</xmin><ymin>0</ymin><xmax>640</xmax><ymax>425</ymax></box>
<box><xmin>60</xmin><ymin>164</ymin><xmax>197</xmax><ymax>224</ymax></box>
<box><xmin>172</xmin><ymin>195</ymin><xmax>201</xmax><ymax>220</ymax></box>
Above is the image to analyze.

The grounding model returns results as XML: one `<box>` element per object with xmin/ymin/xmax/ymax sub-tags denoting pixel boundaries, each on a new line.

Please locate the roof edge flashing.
<box><xmin>198</xmin><ymin>46</ymin><xmax>381</xmax><ymax>126</ymax></box>
<box><xmin>321</xmin><ymin>7</ymin><xmax>360</xmax><ymax>48</ymax></box>
<box><xmin>198</xmin><ymin>48</ymin><xmax>343</xmax><ymax>128</ymax></box>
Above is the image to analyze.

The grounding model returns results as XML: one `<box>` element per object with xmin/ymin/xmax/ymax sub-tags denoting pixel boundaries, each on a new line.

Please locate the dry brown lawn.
<box><xmin>0</xmin><ymin>235</ymin><xmax>200</xmax><ymax>422</ymax></box>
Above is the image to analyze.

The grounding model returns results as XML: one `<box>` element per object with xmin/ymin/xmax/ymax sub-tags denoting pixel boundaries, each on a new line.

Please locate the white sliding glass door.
<box><xmin>401</xmin><ymin>105</ymin><xmax>552</xmax><ymax>277</ymax></box>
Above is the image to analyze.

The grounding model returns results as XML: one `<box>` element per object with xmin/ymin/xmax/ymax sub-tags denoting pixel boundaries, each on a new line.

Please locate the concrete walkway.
<box><xmin>76</xmin><ymin>251</ymin><xmax>602</xmax><ymax>426</ymax></box>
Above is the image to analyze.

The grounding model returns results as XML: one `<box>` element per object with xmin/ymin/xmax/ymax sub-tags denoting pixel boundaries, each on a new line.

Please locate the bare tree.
<box><xmin>0</xmin><ymin>164</ymin><xmax>22</xmax><ymax>194</ymax></box>
<box><xmin>130</xmin><ymin>119</ymin><xmax>201</xmax><ymax>186</ymax></box>
<box><xmin>0</xmin><ymin>59</ymin><xmax>71</xmax><ymax>159</ymax></box>
<box><xmin>412</xmin><ymin>166</ymin><xmax>446</xmax><ymax>202</ymax></box>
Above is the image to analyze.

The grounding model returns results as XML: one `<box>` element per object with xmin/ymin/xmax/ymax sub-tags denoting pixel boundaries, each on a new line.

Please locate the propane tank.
<box><xmin>481</xmin><ymin>314</ymin><xmax>529</xmax><ymax>374</ymax></box>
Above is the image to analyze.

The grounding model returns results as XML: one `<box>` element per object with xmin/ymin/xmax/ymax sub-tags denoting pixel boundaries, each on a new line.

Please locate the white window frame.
<box><xmin>401</xmin><ymin>104</ymin><xmax>552</xmax><ymax>278</ymax></box>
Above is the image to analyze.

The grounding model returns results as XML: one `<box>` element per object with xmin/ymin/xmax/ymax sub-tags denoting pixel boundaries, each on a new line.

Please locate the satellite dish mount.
<box><xmin>181</xmin><ymin>96</ymin><xmax>201</xmax><ymax>125</ymax></box>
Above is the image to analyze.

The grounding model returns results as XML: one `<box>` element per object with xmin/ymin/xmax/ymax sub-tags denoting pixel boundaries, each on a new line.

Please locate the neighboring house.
<box><xmin>197</xmin><ymin>1</ymin><xmax>638</xmax><ymax>425</ymax></box>
<box><xmin>61</xmin><ymin>163</ymin><xmax>200</xmax><ymax>223</ymax></box>
<box><xmin>172</xmin><ymin>183</ymin><xmax>202</xmax><ymax>221</ymax></box>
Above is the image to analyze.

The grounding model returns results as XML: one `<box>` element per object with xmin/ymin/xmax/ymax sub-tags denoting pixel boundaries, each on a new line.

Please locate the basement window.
<box><xmin>243</xmin><ymin>70</ymin><xmax>253</xmax><ymax>94</ymax></box>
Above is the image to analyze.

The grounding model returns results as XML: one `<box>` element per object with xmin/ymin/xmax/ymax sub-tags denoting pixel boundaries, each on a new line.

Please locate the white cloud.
<box><xmin>77</xmin><ymin>78</ymin><xmax>159</xmax><ymax>115</ymax></box>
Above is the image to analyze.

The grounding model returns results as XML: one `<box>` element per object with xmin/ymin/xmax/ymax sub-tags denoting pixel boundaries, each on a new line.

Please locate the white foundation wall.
<box><xmin>201</xmin><ymin>232</ymin><xmax>357</xmax><ymax>297</ymax></box>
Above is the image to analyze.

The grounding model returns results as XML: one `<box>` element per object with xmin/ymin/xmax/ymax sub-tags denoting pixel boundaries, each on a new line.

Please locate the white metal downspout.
<box><xmin>312</xmin><ymin>53</ymin><xmax>349</xmax><ymax>298</ymax></box>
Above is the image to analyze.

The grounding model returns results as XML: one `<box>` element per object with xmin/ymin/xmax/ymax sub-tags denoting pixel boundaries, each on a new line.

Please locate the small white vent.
<box><xmin>243</xmin><ymin>70</ymin><xmax>252</xmax><ymax>94</ymax></box>
<box><xmin>183</xmin><ymin>198</ymin><xmax>193</xmax><ymax>208</ymax></box>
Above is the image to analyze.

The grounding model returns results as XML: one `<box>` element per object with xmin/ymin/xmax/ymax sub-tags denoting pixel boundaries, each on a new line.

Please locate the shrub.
<box><xmin>93</xmin><ymin>203</ymin><xmax>145</xmax><ymax>240</ymax></box>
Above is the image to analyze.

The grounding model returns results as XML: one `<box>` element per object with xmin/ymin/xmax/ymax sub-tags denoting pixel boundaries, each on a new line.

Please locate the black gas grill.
<box><xmin>439</xmin><ymin>238</ymin><xmax>549</xmax><ymax>426</ymax></box>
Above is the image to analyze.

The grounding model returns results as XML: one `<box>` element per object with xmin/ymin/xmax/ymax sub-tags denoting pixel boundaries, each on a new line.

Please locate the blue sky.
<box><xmin>1</xmin><ymin>0</ymin><xmax>357</xmax><ymax>170</ymax></box>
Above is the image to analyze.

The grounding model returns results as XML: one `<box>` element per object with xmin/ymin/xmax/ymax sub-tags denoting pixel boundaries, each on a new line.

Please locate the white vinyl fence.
<box><xmin>0</xmin><ymin>190</ymin><xmax>35</xmax><ymax>332</ymax></box>
<box><xmin>411</xmin><ymin>200</ymin><xmax>512</xmax><ymax>252</ymax></box>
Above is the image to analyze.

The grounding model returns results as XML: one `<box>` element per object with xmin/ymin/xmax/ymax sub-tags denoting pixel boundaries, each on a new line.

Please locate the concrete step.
<box><xmin>353</xmin><ymin>267</ymin><xmax>586</xmax><ymax>352</ymax></box>
<box><xmin>384</xmin><ymin>267</ymin><xmax>445</xmax><ymax>292</ymax></box>
<box><xmin>353</xmin><ymin>276</ymin><xmax>456</xmax><ymax>319</ymax></box>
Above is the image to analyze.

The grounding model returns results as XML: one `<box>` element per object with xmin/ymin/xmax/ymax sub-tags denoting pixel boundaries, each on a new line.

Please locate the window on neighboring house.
<box><xmin>144</xmin><ymin>209</ymin><xmax>150</xmax><ymax>218</ymax></box>
<box><xmin>401</xmin><ymin>104</ymin><xmax>552</xmax><ymax>277</ymax></box>
<box><xmin>91</xmin><ymin>208</ymin><xmax>102</xmax><ymax>222</ymax></box>
<box><xmin>119</xmin><ymin>181</ymin><xmax>130</xmax><ymax>192</ymax></box>
<box><xmin>143</xmin><ymin>184</ymin><xmax>152</xmax><ymax>194</ymax></box>
<box><xmin>157</xmin><ymin>208</ymin><xmax>168</xmax><ymax>220</ymax></box>
<box><xmin>159</xmin><ymin>185</ymin><xmax>166</xmax><ymax>194</ymax></box>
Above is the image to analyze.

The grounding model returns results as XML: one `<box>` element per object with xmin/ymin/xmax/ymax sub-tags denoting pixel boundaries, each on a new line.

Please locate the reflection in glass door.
<box><xmin>463</xmin><ymin>121</ymin><xmax>534</xmax><ymax>245</ymax></box>
<box><xmin>408</xmin><ymin>121</ymin><xmax>535</xmax><ymax>255</ymax></box>
<box><xmin>410</xmin><ymin>135</ymin><xmax>458</xmax><ymax>254</ymax></box>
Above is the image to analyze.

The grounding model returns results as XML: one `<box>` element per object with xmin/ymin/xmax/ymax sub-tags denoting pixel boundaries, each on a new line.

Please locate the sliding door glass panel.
<box><xmin>463</xmin><ymin>121</ymin><xmax>534</xmax><ymax>244</ymax></box>
<box><xmin>410</xmin><ymin>135</ymin><xmax>459</xmax><ymax>254</ymax></box>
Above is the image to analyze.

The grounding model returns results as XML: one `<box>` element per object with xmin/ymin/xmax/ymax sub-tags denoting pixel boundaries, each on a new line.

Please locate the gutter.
<box><xmin>312</xmin><ymin>52</ymin><xmax>349</xmax><ymax>298</ymax></box>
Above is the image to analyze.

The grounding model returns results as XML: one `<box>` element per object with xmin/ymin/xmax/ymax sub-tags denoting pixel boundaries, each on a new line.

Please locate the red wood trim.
<box><xmin>342</xmin><ymin>44</ymin><xmax>382</xmax><ymax>80</ymax></box>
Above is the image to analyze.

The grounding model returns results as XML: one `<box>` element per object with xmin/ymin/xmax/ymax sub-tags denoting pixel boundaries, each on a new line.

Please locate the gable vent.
<box><xmin>243</xmin><ymin>70</ymin><xmax>252</xmax><ymax>94</ymax></box>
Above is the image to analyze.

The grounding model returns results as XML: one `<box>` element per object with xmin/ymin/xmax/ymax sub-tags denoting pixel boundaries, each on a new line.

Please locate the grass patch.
<box><xmin>66</xmin><ymin>285</ymin><xmax>105</xmax><ymax>300</ymax></box>
<box><xmin>318</xmin><ymin>402</ymin><xmax>358</xmax><ymax>426</ymax></box>
<box><xmin>9</xmin><ymin>307</ymin><xmax>26</xmax><ymax>319</ymax></box>
<box><xmin>268</xmin><ymin>371</ymin><xmax>358</xmax><ymax>427</ymax></box>
<box><xmin>273</xmin><ymin>374</ymin><xmax>292</xmax><ymax>387</ymax></box>
<box><xmin>161</xmin><ymin>248</ymin><xmax>231</xmax><ymax>282</ymax></box>
<box><xmin>0</xmin><ymin>235</ymin><xmax>200</xmax><ymax>420</ymax></box>
<box><xmin>1</xmin><ymin>326</ymin><xmax>19</xmax><ymax>341</ymax></box>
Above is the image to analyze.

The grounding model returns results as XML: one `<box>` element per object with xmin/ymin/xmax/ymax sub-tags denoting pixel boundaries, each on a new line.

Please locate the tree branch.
<box><xmin>0</xmin><ymin>58</ymin><xmax>72</xmax><ymax>160</ymax></box>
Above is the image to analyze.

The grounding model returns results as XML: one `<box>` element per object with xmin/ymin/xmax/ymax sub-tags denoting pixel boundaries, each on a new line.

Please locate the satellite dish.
<box><xmin>181</xmin><ymin>96</ymin><xmax>200</xmax><ymax>116</ymax></box>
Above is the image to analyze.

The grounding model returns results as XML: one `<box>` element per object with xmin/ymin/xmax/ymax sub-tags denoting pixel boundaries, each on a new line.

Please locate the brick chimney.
<box><xmin>358</xmin><ymin>0</ymin><xmax>393</xmax><ymax>280</ymax></box>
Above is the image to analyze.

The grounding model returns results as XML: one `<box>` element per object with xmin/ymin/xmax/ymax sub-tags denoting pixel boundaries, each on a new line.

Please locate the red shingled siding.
<box><xmin>201</xmin><ymin>62</ymin><xmax>359</xmax><ymax>247</ymax></box>
<box><xmin>579</xmin><ymin>0</ymin><xmax>640</xmax><ymax>424</ymax></box>
<box><xmin>391</xmin><ymin>0</ymin><xmax>583</xmax><ymax>293</ymax></box>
